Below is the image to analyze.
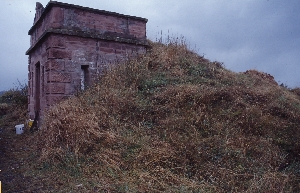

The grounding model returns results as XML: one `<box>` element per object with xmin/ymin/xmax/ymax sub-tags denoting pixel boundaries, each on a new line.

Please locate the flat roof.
<box><xmin>28</xmin><ymin>1</ymin><xmax>148</xmax><ymax>35</ymax></box>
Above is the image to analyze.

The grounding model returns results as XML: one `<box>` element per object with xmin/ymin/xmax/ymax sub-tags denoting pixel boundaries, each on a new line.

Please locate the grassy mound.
<box><xmin>29</xmin><ymin>41</ymin><xmax>300</xmax><ymax>192</ymax></box>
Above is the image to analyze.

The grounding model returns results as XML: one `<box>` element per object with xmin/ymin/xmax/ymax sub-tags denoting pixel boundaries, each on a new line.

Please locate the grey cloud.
<box><xmin>0</xmin><ymin>0</ymin><xmax>299</xmax><ymax>90</ymax></box>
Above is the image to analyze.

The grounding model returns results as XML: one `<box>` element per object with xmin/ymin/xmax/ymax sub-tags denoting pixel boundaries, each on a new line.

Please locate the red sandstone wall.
<box><xmin>27</xmin><ymin>2</ymin><xmax>147</xmax><ymax>121</ymax></box>
<box><xmin>28</xmin><ymin>34</ymin><xmax>146</xmax><ymax>120</ymax></box>
<box><xmin>30</xmin><ymin>5</ymin><xmax>146</xmax><ymax>46</ymax></box>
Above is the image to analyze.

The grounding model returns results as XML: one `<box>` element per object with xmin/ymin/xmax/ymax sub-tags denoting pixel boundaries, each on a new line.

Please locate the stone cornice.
<box><xmin>26</xmin><ymin>28</ymin><xmax>149</xmax><ymax>55</ymax></box>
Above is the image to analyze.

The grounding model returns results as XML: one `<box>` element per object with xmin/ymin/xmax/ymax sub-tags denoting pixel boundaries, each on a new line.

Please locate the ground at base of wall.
<box><xmin>0</xmin><ymin>125</ymin><xmax>87</xmax><ymax>192</ymax></box>
<box><xmin>0</xmin><ymin>127</ymin><xmax>35</xmax><ymax>192</ymax></box>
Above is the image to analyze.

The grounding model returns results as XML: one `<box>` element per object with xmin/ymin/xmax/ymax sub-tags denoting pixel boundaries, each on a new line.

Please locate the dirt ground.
<box><xmin>0</xmin><ymin>126</ymin><xmax>37</xmax><ymax>192</ymax></box>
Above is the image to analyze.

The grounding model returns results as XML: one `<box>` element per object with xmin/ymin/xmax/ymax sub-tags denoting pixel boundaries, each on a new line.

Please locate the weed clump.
<box><xmin>31</xmin><ymin>41</ymin><xmax>300</xmax><ymax>192</ymax></box>
<box><xmin>0</xmin><ymin>82</ymin><xmax>27</xmax><ymax>128</ymax></box>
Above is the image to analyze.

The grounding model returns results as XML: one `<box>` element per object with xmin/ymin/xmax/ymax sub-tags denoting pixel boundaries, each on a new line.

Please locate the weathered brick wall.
<box><xmin>26</xmin><ymin>1</ymin><xmax>148</xmax><ymax>122</ymax></box>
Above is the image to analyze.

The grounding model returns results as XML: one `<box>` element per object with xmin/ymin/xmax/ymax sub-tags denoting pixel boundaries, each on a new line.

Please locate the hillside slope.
<box><xmin>12</xmin><ymin>41</ymin><xmax>300</xmax><ymax>192</ymax></box>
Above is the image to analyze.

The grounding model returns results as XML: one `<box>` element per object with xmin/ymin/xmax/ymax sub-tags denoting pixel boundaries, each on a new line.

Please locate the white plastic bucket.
<box><xmin>15</xmin><ymin>124</ymin><xmax>24</xmax><ymax>135</ymax></box>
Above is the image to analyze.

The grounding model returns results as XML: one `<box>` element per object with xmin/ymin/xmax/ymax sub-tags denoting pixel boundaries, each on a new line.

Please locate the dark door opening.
<box><xmin>35</xmin><ymin>62</ymin><xmax>41</xmax><ymax>112</ymax></box>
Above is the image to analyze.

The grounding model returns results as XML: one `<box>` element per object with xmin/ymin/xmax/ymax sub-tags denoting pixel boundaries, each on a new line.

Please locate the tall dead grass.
<box><xmin>31</xmin><ymin>40</ymin><xmax>300</xmax><ymax>192</ymax></box>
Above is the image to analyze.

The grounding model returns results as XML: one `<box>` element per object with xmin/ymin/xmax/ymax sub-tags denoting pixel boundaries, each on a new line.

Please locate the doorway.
<box><xmin>35</xmin><ymin>62</ymin><xmax>40</xmax><ymax>112</ymax></box>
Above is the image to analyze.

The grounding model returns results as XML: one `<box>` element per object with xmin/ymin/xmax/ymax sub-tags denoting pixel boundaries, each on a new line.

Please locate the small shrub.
<box><xmin>291</xmin><ymin>87</ymin><xmax>300</xmax><ymax>97</ymax></box>
<box><xmin>0</xmin><ymin>82</ymin><xmax>28</xmax><ymax>106</ymax></box>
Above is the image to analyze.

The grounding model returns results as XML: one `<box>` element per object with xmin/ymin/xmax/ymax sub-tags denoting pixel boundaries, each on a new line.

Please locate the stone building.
<box><xmin>26</xmin><ymin>1</ymin><xmax>148</xmax><ymax>122</ymax></box>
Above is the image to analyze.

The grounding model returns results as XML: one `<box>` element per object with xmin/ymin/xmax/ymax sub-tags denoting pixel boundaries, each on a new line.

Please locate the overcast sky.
<box><xmin>0</xmin><ymin>0</ymin><xmax>299</xmax><ymax>91</ymax></box>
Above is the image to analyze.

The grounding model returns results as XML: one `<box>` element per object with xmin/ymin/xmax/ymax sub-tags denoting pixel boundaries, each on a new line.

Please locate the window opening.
<box><xmin>81</xmin><ymin>65</ymin><xmax>89</xmax><ymax>90</ymax></box>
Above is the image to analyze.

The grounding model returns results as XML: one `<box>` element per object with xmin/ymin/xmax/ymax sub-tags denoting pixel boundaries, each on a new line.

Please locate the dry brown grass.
<box><xmin>8</xmin><ymin>40</ymin><xmax>300</xmax><ymax>192</ymax></box>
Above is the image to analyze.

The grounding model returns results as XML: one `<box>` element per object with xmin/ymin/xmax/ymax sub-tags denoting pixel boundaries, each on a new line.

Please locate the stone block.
<box><xmin>46</xmin><ymin>95</ymin><xmax>65</xmax><ymax>106</ymax></box>
<box><xmin>115</xmin><ymin>49</ymin><xmax>125</xmax><ymax>55</ymax></box>
<box><xmin>52</xmin><ymin>37</ymin><xmax>65</xmax><ymax>48</ymax></box>
<box><xmin>65</xmin><ymin>61</ymin><xmax>78</xmax><ymax>72</ymax></box>
<box><xmin>48</xmin><ymin>71</ymin><xmax>71</xmax><ymax>83</ymax></box>
<box><xmin>47</xmin><ymin>48</ymin><xmax>72</xmax><ymax>59</ymax></box>
<box><xmin>72</xmin><ymin>50</ymin><xmax>97</xmax><ymax>62</ymax></box>
<box><xmin>99</xmin><ymin>41</ymin><xmax>110</xmax><ymax>47</ymax></box>
<box><xmin>100</xmin><ymin>47</ymin><xmax>114</xmax><ymax>53</ymax></box>
<box><xmin>45</xmin><ymin>59</ymin><xmax>65</xmax><ymax>71</ymax></box>
<box><xmin>50</xmin><ymin>7</ymin><xmax>64</xmax><ymax>26</ymax></box>
<box><xmin>65</xmin><ymin>83</ymin><xmax>75</xmax><ymax>94</ymax></box>
<box><xmin>45</xmin><ymin>83</ymin><xmax>66</xmax><ymax>94</ymax></box>
<box><xmin>109</xmin><ymin>42</ymin><xmax>122</xmax><ymax>50</ymax></box>
<box><xmin>42</xmin><ymin>51</ymin><xmax>48</xmax><ymax>61</ymax></box>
